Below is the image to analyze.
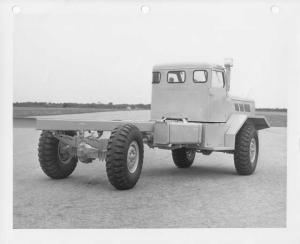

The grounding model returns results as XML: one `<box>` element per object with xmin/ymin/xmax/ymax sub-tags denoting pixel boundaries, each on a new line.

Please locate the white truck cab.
<box><xmin>151</xmin><ymin>62</ymin><xmax>254</xmax><ymax>123</ymax></box>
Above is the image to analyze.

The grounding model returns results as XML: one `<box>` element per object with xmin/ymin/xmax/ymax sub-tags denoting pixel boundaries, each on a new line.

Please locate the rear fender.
<box><xmin>225</xmin><ymin>114</ymin><xmax>270</xmax><ymax>148</ymax></box>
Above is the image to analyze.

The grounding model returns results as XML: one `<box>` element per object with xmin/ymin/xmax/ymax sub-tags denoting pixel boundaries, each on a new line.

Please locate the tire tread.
<box><xmin>38</xmin><ymin>131</ymin><xmax>77</xmax><ymax>179</ymax></box>
<box><xmin>172</xmin><ymin>148</ymin><xmax>195</xmax><ymax>168</ymax></box>
<box><xmin>234</xmin><ymin>123</ymin><xmax>259</xmax><ymax>175</ymax></box>
<box><xmin>106</xmin><ymin>124</ymin><xmax>144</xmax><ymax>190</ymax></box>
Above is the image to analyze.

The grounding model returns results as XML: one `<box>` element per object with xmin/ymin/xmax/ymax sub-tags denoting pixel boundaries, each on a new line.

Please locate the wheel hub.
<box><xmin>58</xmin><ymin>141</ymin><xmax>73</xmax><ymax>164</ymax></box>
<box><xmin>127</xmin><ymin>141</ymin><xmax>139</xmax><ymax>173</ymax></box>
<box><xmin>186</xmin><ymin>149</ymin><xmax>195</xmax><ymax>161</ymax></box>
<box><xmin>249</xmin><ymin>138</ymin><xmax>257</xmax><ymax>163</ymax></box>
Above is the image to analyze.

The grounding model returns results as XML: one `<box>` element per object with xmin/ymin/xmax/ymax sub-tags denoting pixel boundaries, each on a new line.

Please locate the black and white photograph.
<box><xmin>1</xmin><ymin>0</ymin><xmax>300</xmax><ymax>243</ymax></box>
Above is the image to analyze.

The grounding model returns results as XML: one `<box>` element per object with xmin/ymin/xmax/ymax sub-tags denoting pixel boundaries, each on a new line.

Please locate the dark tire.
<box><xmin>234</xmin><ymin>123</ymin><xmax>259</xmax><ymax>175</ymax></box>
<box><xmin>38</xmin><ymin>131</ymin><xmax>78</xmax><ymax>179</ymax></box>
<box><xmin>172</xmin><ymin>148</ymin><xmax>196</xmax><ymax>168</ymax></box>
<box><xmin>106</xmin><ymin>124</ymin><xmax>144</xmax><ymax>190</ymax></box>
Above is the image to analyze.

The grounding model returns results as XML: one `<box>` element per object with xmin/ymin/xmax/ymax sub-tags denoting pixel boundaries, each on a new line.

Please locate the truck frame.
<box><xmin>36</xmin><ymin>59</ymin><xmax>270</xmax><ymax>190</ymax></box>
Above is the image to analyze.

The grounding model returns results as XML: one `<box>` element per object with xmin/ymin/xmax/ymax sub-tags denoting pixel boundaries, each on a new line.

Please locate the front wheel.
<box><xmin>234</xmin><ymin>123</ymin><xmax>259</xmax><ymax>175</ymax></box>
<box><xmin>172</xmin><ymin>148</ymin><xmax>196</xmax><ymax>168</ymax></box>
<box><xmin>106</xmin><ymin>124</ymin><xmax>144</xmax><ymax>190</ymax></box>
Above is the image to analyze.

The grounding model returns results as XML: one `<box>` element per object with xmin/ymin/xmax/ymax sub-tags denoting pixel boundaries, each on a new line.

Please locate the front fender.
<box><xmin>225</xmin><ymin>114</ymin><xmax>270</xmax><ymax>148</ymax></box>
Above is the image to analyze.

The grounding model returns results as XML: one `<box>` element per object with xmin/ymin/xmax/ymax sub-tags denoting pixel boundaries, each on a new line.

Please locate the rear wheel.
<box><xmin>38</xmin><ymin>131</ymin><xmax>78</xmax><ymax>179</ymax></box>
<box><xmin>106</xmin><ymin>124</ymin><xmax>144</xmax><ymax>190</ymax></box>
<box><xmin>234</xmin><ymin>123</ymin><xmax>259</xmax><ymax>175</ymax></box>
<box><xmin>172</xmin><ymin>148</ymin><xmax>196</xmax><ymax>168</ymax></box>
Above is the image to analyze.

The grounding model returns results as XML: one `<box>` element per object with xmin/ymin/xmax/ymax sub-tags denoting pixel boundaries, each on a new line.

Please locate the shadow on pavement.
<box><xmin>142</xmin><ymin>165</ymin><xmax>237</xmax><ymax>178</ymax></box>
<box><xmin>34</xmin><ymin>174</ymin><xmax>112</xmax><ymax>191</ymax></box>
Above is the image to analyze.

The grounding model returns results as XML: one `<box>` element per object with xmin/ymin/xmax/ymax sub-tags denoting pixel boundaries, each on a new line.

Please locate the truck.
<box><xmin>36</xmin><ymin>59</ymin><xmax>270</xmax><ymax>190</ymax></box>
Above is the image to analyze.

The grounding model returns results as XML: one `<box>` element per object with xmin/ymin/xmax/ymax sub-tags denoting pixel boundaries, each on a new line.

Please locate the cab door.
<box><xmin>209</xmin><ymin>69</ymin><xmax>227</xmax><ymax>122</ymax></box>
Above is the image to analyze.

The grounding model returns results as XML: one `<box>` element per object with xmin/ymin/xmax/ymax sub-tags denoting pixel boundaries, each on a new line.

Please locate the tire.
<box><xmin>172</xmin><ymin>147</ymin><xmax>196</xmax><ymax>168</ymax></box>
<box><xmin>234</xmin><ymin>123</ymin><xmax>259</xmax><ymax>175</ymax></box>
<box><xmin>38</xmin><ymin>131</ymin><xmax>78</xmax><ymax>179</ymax></box>
<box><xmin>106</xmin><ymin>124</ymin><xmax>144</xmax><ymax>190</ymax></box>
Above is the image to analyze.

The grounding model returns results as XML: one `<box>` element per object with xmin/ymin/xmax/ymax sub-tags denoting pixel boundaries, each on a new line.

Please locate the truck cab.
<box><xmin>151</xmin><ymin>62</ymin><xmax>254</xmax><ymax>122</ymax></box>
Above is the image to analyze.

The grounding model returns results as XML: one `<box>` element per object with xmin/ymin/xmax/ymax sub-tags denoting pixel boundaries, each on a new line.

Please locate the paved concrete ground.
<box><xmin>13</xmin><ymin>111</ymin><xmax>286</xmax><ymax>228</ymax></box>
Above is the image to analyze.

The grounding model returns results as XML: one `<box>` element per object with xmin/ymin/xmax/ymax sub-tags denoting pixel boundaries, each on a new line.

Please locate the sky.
<box><xmin>13</xmin><ymin>1</ymin><xmax>300</xmax><ymax>108</ymax></box>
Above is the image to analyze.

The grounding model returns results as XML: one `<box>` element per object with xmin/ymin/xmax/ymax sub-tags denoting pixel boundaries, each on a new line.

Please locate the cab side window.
<box><xmin>152</xmin><ymin>72</ymin><xmax>161</xmax><ymax>84</ymax></box>
<box><xmin>167</xmin><ymin>71</ymin><xmax>186</xmax><ymax>83</ymax></box>
<box><xmin>211</xmin><ymin>70</ymin><xmax>225</xmax><ymax>88</ymax></box>
<box><xmin>193</xmin><ymin>70</ymin><xmax>208</xmax><ymax>83</ymax></box>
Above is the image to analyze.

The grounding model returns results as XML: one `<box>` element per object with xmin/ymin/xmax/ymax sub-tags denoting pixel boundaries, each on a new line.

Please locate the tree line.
<box><xmin>13</xmin><ymin>102</ymin><xmax>151</xmax><ymax>110</ymax></box>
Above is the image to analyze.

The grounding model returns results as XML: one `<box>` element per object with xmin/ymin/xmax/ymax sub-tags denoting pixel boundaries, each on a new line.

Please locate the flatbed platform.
<box><xmin>35</xmin><ymin>110</ymin><xmax>153</xmax><ymax>131</ymax></box>
<box><xmin>35</xmin><ymin>110</ymin><xmax>151</xmax><ymax>121</ymax></box>
<box><xmin>36</xmin><ymin>118</ymin><xmax>155</xmax><ymax>132</ymax></box>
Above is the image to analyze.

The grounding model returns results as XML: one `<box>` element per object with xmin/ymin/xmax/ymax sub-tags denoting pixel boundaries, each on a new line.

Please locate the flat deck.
<box><xmin>35</xmin><ymin>110</ymin><xmax>154</xmax><ymax>132</ymax></box>
<box><xmin>36</xmin><ymin>118</ymin><xmax>155</xmax><ymax>132</ymax></box>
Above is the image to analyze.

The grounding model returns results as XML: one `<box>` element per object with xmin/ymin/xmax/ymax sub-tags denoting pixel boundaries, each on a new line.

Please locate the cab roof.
<box><xmin>153</xmin><ymin>63</ymin><xmax>224</xmax><ymax>71</ymax></box>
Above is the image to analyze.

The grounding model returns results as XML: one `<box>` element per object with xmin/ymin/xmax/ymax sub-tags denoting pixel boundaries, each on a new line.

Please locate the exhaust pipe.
<box><xmin>224</xmin><ymin>58</ymin><xmax>233</xmax><ymax>91</ymax></box>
